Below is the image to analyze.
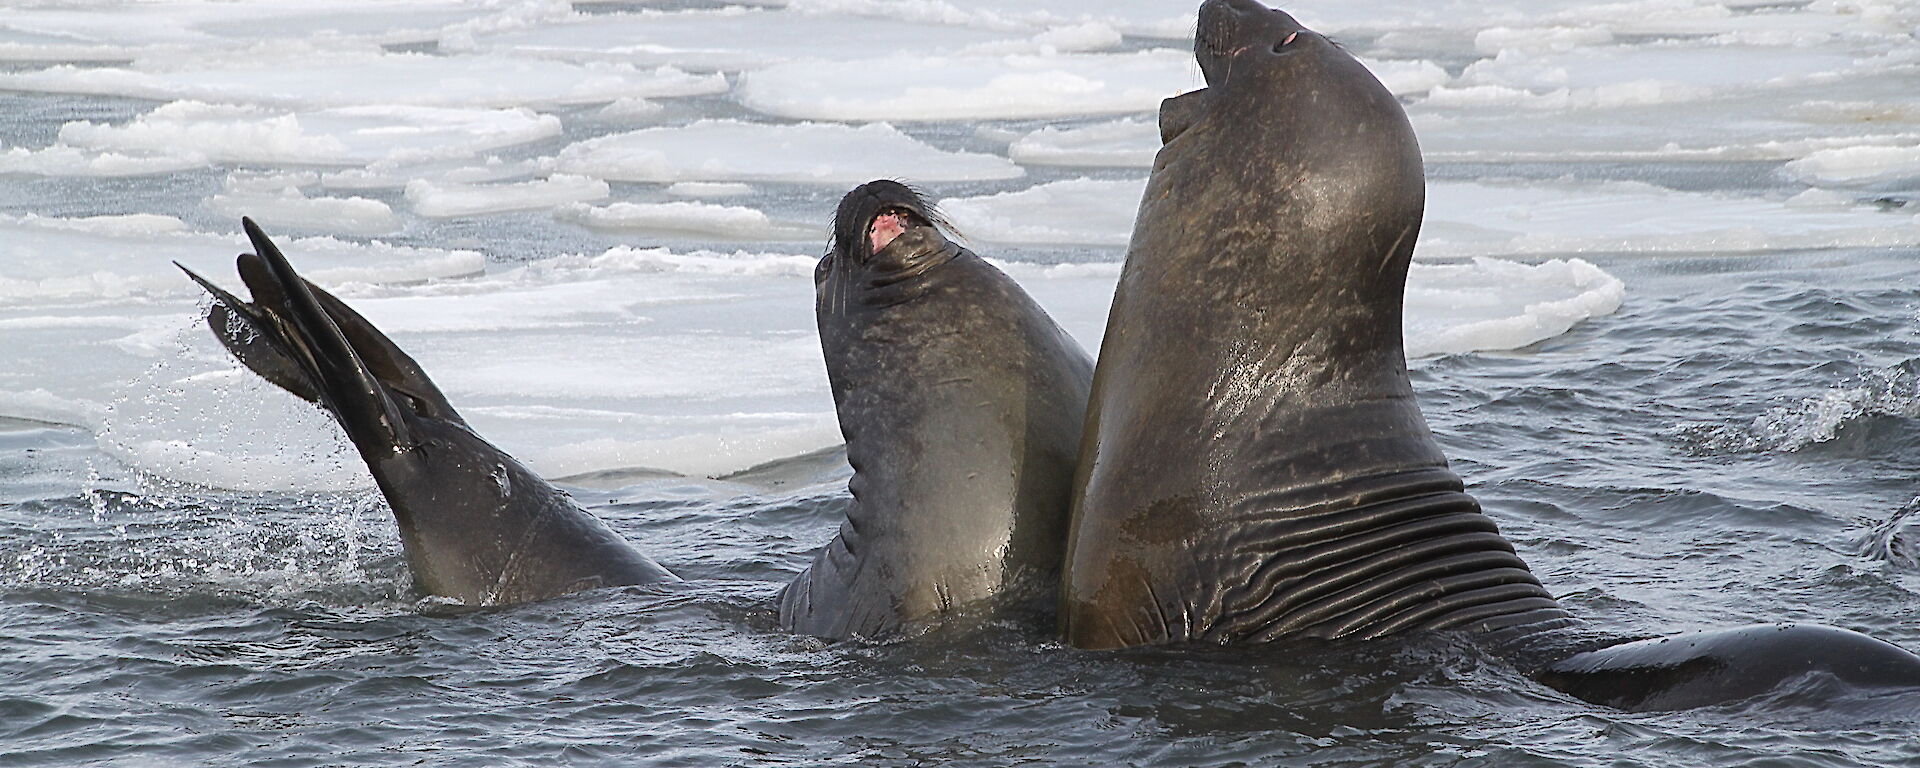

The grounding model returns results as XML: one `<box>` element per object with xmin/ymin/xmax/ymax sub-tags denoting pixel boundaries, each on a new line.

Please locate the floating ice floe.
<box><xmin>1281</xmin><ymin>0</ymin><xmax>1916</xmax><ymax>39</ymax></box>
<box><xmin>405</xmin><ymin>175</ymin><xmax>611</xmax><ymax>218</ymax></box>
<box><xmin>0</xmin><ymin>213</ymin><xmax>481</xmax><ymax>305</ymax></box>
<box><xmin>0</xmin><ymin>0</ymin><xmax>515</xmax><ymax>53</ymax></box>
<box><xmin>1006</xmin><ymin>118</ymin><xmax>1158</xmax><ymax>167</ymax></box>
<box><xmin>0</xmin><ymin>143</ymin><xmax>207</xmax><ymax>177</ymax></box>
<box><xmin>594</xmin><ymin>97</ymin><xmax>666</xmax><ymax>122</ymax></box>
<box><xmin>944</xmin><ymin>176</ymin><xmax>1920</xmax><ymax>254</ymax></box>
<box><xmin>740</xmin><ymin>48</ymin><xmax>1436</xmax><ymax>125</ymax></box>
<box><xmin>735</xmin><ymin>49</ymin><xmax>1203</xmax><ymax>121</ymax></box>
<box><xmin>1595</xmin><ymin>2</ymin><xmax>1919</xmax><ymax>41</ymax></box>
<box><xmin>207</xmin><ymin>186</ymin><xmax>399</xmax><ymax>237</ymax></box>
<box><xmin>1408</xmin><ymin>33</ymin><xmax>1920</xmax><ymax>161</ymax></box>
<box><xmin>1784</xmin><ymin>144</ymin><xmax>1920</xmax><ymax>187</ymax></box>
<box><xmin>942</xmin><ymin>178</ymin><xmax>1142</xmax><ymax>246</ymax></box>
<box><xmin>322</xmin><ymin>157</ymin><xmax>551</xmax><ymax>191</ymax></box>
<box><xmin>55</xmin><ymin>101</ymin><xmax>562</xmax><ymax>167</ymax></box>
<box><xmin>1421</xmin><ymin>180</ymin><xmax>1920</xmax><ymax>256</ymax></box>
<box><xmin>0</xmin><ymin>48</ymin><xmax>728</xmax><ymax>109</ymax></box>
<box><xmin>784</xmin><ymin>0</ymin><xmax>1194</xmax><ymax>39</ymax></box>
<box><xmin>1434</xmin><ymin>42</ymin><xmax>1870</xmax><ymax>110</ymax></box>
<box><xmin>0</xmin><ymin>0</ymin><xmax>522</xmax><ymax>67</ymax></box>
<box><xmin>1403</xmin><ymin>257</ymin><xmax>1623</xmax><ymax>358</ymax></box>
<box><xmin>554</xmin><ymin>119</ymin><xmax>1024</xmax><ymax>184</ymax></box>
<box><xmin>453</xmin><ymin>7</ymin><xmax>1105</xmax><ymax>71</ymax></box>
<box><xmin>574</xmin><ymin>246</ymin><xmax>822</xmax><ymax>279</ymax></box>
<box><xmin>559</xmin><ymin>202</ymin><xmax>818</xmax><ymax>241</ymax></box>
<box><xmin>667</xmin><ymin>182</ymin><xmax>755</xmax><ymax>198</ymax></box>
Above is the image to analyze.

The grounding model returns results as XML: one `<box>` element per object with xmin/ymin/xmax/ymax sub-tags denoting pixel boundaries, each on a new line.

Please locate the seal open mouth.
<box><xmin>868</xmin><ymin>205</ymin><xmax>918</xmax><ymax>253</ymax></box>
<box><xmin>833</xmin><ymin>180</ymin><xmax>947</xmax><ymax>262</ymax></box>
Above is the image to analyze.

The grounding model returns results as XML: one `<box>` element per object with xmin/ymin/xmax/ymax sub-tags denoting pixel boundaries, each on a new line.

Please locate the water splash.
<box><xmin>1676</xmin><ymin>366</ymin><xmax>1920</xmax><ymax>454</ymax></box>
<box><xmin>93</xmin><ymin>312</ymin><xmax>371</xmax><ymax>492</ymax></box>
<box><xmin>1857</xmin><ymin>497</ymin><xmax>1920</xmax><ymax>569</ymax></box>
<box><xmin>2</xmin><ymin>481</ymin><xmax>409</xmax><ymax>609</ymax></box>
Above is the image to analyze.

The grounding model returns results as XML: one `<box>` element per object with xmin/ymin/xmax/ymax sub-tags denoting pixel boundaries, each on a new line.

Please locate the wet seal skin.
<box><xmin>181</xmin><ymin>219</ymin><xmax>677</xmax><ymax>606</ymax></box>
<box><xmin>779</xmin><ymin>180</ymin><xmax>1095</xmax><ymax>639</ymax></box>
<box><xmin>1060</xmin><ymin>0</ymin><xmax>1920</xmax><ymax>710</ymax></box>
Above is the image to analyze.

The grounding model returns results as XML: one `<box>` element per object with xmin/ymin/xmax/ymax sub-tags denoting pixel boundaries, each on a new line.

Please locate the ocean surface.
<box><xmin>2</xmin><ymin>0</ymin><xmax>1919</xmax><ymax>765</ymax></box>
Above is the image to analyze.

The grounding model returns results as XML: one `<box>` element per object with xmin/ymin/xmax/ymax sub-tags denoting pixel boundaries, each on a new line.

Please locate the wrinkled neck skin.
<box><xmin>1063</xmin><ymin>1</ymin><xmax>1572</xmax><ymax>654</ymax></box>
<box><xmin>816</xmin><ymin>226</ymin><xmax>962</xmax><ymax>316</ymax></box>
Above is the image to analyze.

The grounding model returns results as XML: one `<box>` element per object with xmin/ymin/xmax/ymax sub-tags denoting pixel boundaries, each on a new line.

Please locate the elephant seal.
<box><xmin>1061</xmin><ymin>0</ymin><xmax>1920</xmax><ymax>710</ymax></box>
<box><xmin>779</xmin><ymin>180</ymin><xmax>1094</xmax><ymax>639</ymax></box>
<box><xmin>181</xmin><ymin>219</ymin><xmax>677</xmax><ymax>605</ymax></box>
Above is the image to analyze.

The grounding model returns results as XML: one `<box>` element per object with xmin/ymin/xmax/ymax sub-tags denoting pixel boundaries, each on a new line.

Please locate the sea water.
<box><xmin>1</xmin><ymin>1</ymin><xmax>1917</xmax><ymax>765</ymax></box>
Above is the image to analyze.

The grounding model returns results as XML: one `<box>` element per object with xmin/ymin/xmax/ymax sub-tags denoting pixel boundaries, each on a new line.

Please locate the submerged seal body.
<box><xmin>1062</xmin><ymin>0</ymin><xmax>1920</xmax><ymax>710</ymax></box>
<box><xmin>779</xmin><ymin>180</ymin><xmax>1094</xmax><ymax>639</ymax></box>
<box><xmin>183</xmin><ymin>219</ymin><xmax>676</xmax><ymax>605</ymax></box>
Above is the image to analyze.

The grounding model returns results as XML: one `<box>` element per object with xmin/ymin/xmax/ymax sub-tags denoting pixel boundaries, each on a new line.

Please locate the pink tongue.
<box><xmin>869</xmin><ymin>213</ymin><xmax>906</xmax><ymax>252</ymax></box>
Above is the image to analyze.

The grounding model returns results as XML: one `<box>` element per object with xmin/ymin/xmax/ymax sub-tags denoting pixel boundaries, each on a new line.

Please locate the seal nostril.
<box><xmin>1273</xmin><ymin>31</ymin><xmax>1299</xmax><ymax>53</ymax></box>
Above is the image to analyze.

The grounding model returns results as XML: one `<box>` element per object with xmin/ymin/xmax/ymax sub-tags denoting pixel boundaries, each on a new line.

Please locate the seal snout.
<box><xmin>1195</xmin><ymin>0</ymin><xmax>1311</xmax><ymax>85</ymax></box>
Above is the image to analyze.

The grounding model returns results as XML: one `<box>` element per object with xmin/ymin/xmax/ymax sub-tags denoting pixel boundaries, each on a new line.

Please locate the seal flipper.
<box><xmin>1536</xmin><ymin>623</ymin><xmax>1920</xmax><ymax>711</ymax></box>
<box><xmin>237</xmin><ymin>218</ymin><xmax>415</xmax><ymax>457</ymax></box>
<box><xmin>186</xmin><ymin>218</ymin><xmax>678</xmax><ymax>604</ymax></box>
<box><xmin>233</xmin><ymin>247</ymin><xmax>463</xmax><ymax>427</ymax></box>
<box><xmin>179</xmin><ymin>260</ymin><xmax>323</xmax><ymax>404</ymax></box>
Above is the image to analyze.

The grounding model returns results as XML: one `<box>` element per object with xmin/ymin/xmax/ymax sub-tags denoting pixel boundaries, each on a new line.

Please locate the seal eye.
<box><xmin>1275</xmin><ymin>31</ymin><xmax>1300</xmax><ymax>52</ymax></box>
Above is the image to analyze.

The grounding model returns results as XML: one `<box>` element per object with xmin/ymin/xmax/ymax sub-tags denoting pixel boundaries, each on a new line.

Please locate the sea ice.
<box><xmin>1784</xmin><ymin>144</ymin><xmax>1920</xmax><ymax>187</ymax></box>
<box><xmin>1440</xmin><ymin>43</ymin><xmax>1867</xmax><ymax>110</ymax></box>
<box><xmin>56</xmin><ymin>101</ymin><xmax>562</xmax><ymax>167</ymax></box>
<box><xmin>0</xmin><ymin>0</ymin><xmax>508</xmax><ymax>52</ymax></box>
<box><xmin>785</xmin><ymin>0</ymin><xmax>1193</xmax><ymax>38</ymax></box>
<box><xmin>734</xmin><ymin>49</ymin><xmax>1203</xmax><ymax>122</ymax></box>
<box><xmin>941</xmin><ymin>179</ymin><xmax>1142</xmax><ymax>246</ymax></box>
<box><xmin>0</xmin><ymin>48</ymin><xmax>728</xmax><ymax>109</ymax></box>
<box><xmin>559</xmin><ymin>202</ymin><xmax>818</xmax><ymax>241</ymax></box>
<box><xmin>941</xmin><ymin>176</ymin><xmax>1920</xmax><ymax>254</ymax></box>
<box><xmin>1403</xmin><ymin>257</ymin><xmax>1624</xmax><ymax>357</ymax></box>
<box><xmin>1421</xmin><ymin>180</ymin><xmax>1920</xmax><ymax>256</ymax></box>
<box><xmin>0</xmin><ymin>143</ymin><xmax>207</xmax><ymax>177</ymax></box>
<box><xmin>453</xmin><ymin>7</ymin><xmax>1083</xmax><ymax>71</ymax></box>
<box><xmin>1006</xmin><ymin>119</ymin><xmax>1157</xmax><ymax>167</ymax></box>
<box><xmin>738</xmin><ymin>48</ymin><xmax>1434</xmax><ymax>124</ymax></box>
<box><xmin>321</xmin><ymin>157</ymin><xmax>551</xmax><ymax>191</ymax></box>
<box><xmin>207</xmin><ymin>186</ymin><xmax>399</xmax><ymax>237</ymax></box>
<box><xmin>405</xmin><ymin>175</ymin><xmax>611</xmax><ymax>218</ymax></box>
<box><xmin>554</xmin><ymin>120</ymin><xmax>1024</xmax><ymax>184</ymax></box>
<box><xmin>667</xmin><ymin>182</ymin><xmax>756</xmax><ymax>198</ymax></box>
<box><xmin>0</xmin><ymin>214</ymin><xmax>481</xmax><ymax>304</ymax></box>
